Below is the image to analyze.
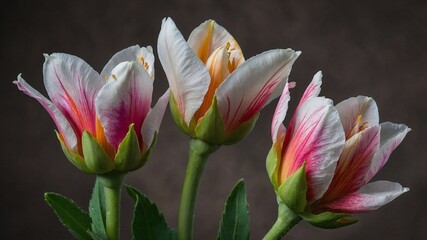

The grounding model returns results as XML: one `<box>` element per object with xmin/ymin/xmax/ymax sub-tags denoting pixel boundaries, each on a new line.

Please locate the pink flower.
<box><xmin>158</xmin><ymin>18</ymin><xmax>300</xmax><ymax>144</ymax></box>
<box><xmin>14</xmin><ymin>46</ymin><xmax>169</xmax><ymax>174</ymax></box>
<box><xmin>267</xmin><ymin>71</ymin><xmax>410</xmax><ymax>227</ymax></box>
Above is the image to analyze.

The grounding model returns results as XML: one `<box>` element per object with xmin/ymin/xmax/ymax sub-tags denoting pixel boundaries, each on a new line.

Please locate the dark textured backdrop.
<box><xmin>2</xmin><ymin>0</ymin><xmax>426</xmax><ymax>239</ymax></box>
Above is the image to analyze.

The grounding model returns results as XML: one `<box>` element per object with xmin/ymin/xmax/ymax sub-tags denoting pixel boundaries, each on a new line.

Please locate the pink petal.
<box><xmin>324</xmin><ymin>180</ymin><xmax>409</xmax><ymax>213</ymax></box>
<box><xmin>296</xmin><ymin>71</ymin><xmax>323</xmax><ymax>109</ymax></box>
<box><xmin>281</xmin><ymin>97</ymin><xmax>345</xmax><ymax>202</ymax></box>
<box><xmin>365</xmin><ymin>122</ymin><xmax>411</xmax><ymax>183</ymax></box>
<box><xmin>43</xmin><ymin>53</ymin><xmax>104</xmax><ymax>138</ymax></box>
<box><xmin>157</xmin><ymin>18</ymin><xmax>210</xmax><ymax>126</ymax></box>
<box><xmin>14</xmin><ymin>75</ymin><xmax>78</xmax><ymax>151</ymax></box>
<box><xmin>95</xmin><ymin>62</ymin><xmax>152</xmax><ymax>150</ymax></box>
<box><xmin>335</xmin><ymin>96</ymin><xmax>379</xmax><ymax>138</ymax></box>
<box><xmin>322</xmin><ymin>126</ymin><xmax>380</xmax><ymax>201</ymax></box>
<box><xmin>216</xmin><ymin>49</ymin><xmax>300</xmax><ymax>132</ymax></box>
<box><xmin>271</xmin><ymin>83</ymin><xmax>291</xmax><ymax>143</ymax></box>
<box><xmin>141</xmin><ymin>89</ymin><xmax>170</xmax><ymax>149</ymax></box>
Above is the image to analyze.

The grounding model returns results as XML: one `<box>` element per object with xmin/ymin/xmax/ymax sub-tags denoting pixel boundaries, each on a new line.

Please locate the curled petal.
<box><xmin>324</xmin><ymin>180</ymin><xmax>409</xmax><ymax>213</ymax></box>
<box><xmin>188</xmin><ymin>19</ymin><xmax>243</xmax><ymax>64</ymax></box>
<box><xmin>216</xmin><ymin>49</ymin><xmax>300</xmax><ymax>132</ymax></box>
<box><xmin>335</xmin><ymin>96</ymin><xmax>379</xmax><ymax>138</ymax></box>
<box><xmin>271</xmin><ymin>83</ymin><xmax>291</xmax><ymax>143</ymax></box>
<box><xmin>322</xmin><ymin>126</ymin><xmax>380</xmax><ymax>201</ymax></box>
<box><xmin>43</xmin><ymin>53</ymin><xmax>103</xmax><ymax>137</ymax></box>
<box><xmin>14</xmin><ymin>75</ymin><xmax>77</xmax><ymax>151</ymax></box>
<box><xmin>96</xmin><ymin>62</ymin><xmax>153</xmax><ymax>150</ymax></box>
<box><xmin>365</xmin><ymin>122</ymin><xmax>411</xmax><ymax>182</ymax></box>
<box><xmin>141</xmin><ymin>89</ymin><xmax>170</xmax><ymax>150</ymax></box>
<box><xmin>280</xmin><ymin>97</ymin><xmax>345</xmax><ymax>202</ymax></box>
<box><xmin>157</xmin><ymin>17</ymin><xmax>210</xmax><ymax>126</ymax></box>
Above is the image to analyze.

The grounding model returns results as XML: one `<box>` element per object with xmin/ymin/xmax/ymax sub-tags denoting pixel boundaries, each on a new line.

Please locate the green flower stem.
<box><xmin>98</xmin><ymin>172</ymin><xmax>125</xmax><ymax>240</ymax></box>
<box><xmin>178</xmin><ymin>138</ymin><xmax>220</xmax><ymax>240</ymax></box>
<box><xmin>263</xmin><ymin>203</ymin><xmax>302</xmax><ymax>240</ymax></box>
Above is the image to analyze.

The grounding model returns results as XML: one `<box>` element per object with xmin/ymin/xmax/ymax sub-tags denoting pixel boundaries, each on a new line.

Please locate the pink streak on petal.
<box><xmin>271</xmin><ymin>83</ymin><xmax>291</xmax><ymax>142</ymax></box>
<box><xmin>14</xmin><ymin>75</ymin><xmax>78</xmax><ymax>151</ymax></box>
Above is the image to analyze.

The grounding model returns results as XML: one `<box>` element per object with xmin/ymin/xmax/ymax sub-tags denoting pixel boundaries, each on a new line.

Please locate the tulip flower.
<box><xmin>265</xmin><ymin>72</ymin><xmax>410</xmax><ymax>239</ymax></box>
<box><xmin>14</xmin><ymin>45</ymin><xmax>169</xmax><ymax>175</ymax></box>
<box><xmin>158</xmin><ymin>17</ymin><xmax>300</xmax><ymax>145</ymax></box>
<box><xmin>157</xmin><ymin>17</ymin><xmax>300</xmax><ymax>240</ymax></box>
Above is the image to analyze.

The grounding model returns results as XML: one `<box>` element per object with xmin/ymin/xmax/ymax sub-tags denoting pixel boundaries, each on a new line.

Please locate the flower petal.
<box><xmin>324</xmin><ymin>180</ymin><xmax>409</xmax><ymax>213</ymax></box>
<box><xmin>280</xmin><ymin>97</ymin><xmax>345</xmax><ymax>202</ymax></box>
<box><xmin>43</xmin><ymin>53</ymin><xmax>103</xmax><ymax>137</ymax></box>
<box><xmin>157</xmin><ymin>17</ymin><xmax>210</xmax><ymax>126</ymax></box>
<box><xmin>216</xmin><ymin>49</ymin><xmax>300</xmax><ymax>132</ymax></box>
<box><xmin>365</xmin><ymin>122</ymin><xmax>411</xmax><ymax>182</ymax></box>
<box><xmin>321</xmin><ymin>126</ymin><xmax>380</xmax><ymax>202</ymax></box>
<box><xmin>296</xmin><ymin>71</ymin><xmax>323</xmax><ymax>108</ymax></box>
<box><xmin>271</xmin><ymin>82</ymin><xmax>291</xmax><ymax>143</ymax></box>
<box><xmin>95</xmin><ymin>62</ymin><xmax>153</xmax><ymax>150</ymax></box>
<box><xmin>141</xmin><ymin>89</ymin><xmax>170</xmax><ymax>150</ymax></box>
<box><xmin>335</xmin><ymin>96</ymin><xmax>379</xmax><ymax>138</ymax></box>
<box><xmin>14</xmin><ymin>74</ymin><xmax>78</xmax><ymax>151</ymax></box>
<box><xmin>188</xmin><ymin>19</ymin><xmax>243</xmax><ymax>64</ymax></box>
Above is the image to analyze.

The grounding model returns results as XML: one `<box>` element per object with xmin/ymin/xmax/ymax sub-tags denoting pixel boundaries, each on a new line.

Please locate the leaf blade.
<box><xmin>89</xmin><ymin>179</ymin><xmax>107</xmax><ymax>239</ymax></box>
<box><xmin>44</xmin><ymin>192</ymin><xmax>92</xmax><ymax>240</ymax></box>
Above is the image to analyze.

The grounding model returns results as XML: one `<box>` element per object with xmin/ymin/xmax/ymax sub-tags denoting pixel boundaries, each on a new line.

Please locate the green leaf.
<box><xmin>114</xmin><ymin>124</ymin><xmax>142</xmax><ymax>171</ymax></box>
<box><xmin>277</xmin><ymin>162</ymin><xmax>307</xmax><ymax>212</ymax></box>
<box><xmin>55</xmin><ymin>131</ymin><xmax>92</xmax><ymax>174</ymax></box>
<box><xmin>265</xmin><ymin>144</ymin><xmax>280</xmax><ymax>189</ymax></box>
<box><xmin>300</xmin><ymin>211</ymin><xmax>358</xmax><ymax>229</ymax></box>
<box><xmin>89</xmin><ymin>178</ymin><xmax>107</xmax><ymax>239</ymax></box>
<box><xmin>44</xmin><ymin>192</ymin><xmax>92</xmax><ymax>240</ymax></box>
<box><xmin>126</xmin><ymin>185</ymin><xmax>175</xmax><ymax>240</ymax></box>
<box><xmin>217</xmin><ymin>179</ymin><xmax>250</xmax><ymax>240</ymax></box>
<box><xmin>82</xmin><ymin>131</ymin><xmax>114</xmax><ymax>174</ymax></box>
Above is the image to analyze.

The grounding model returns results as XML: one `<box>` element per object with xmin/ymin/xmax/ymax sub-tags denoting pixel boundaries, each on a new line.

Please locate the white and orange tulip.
<box><xmin>267</xmin><ymin>71</ymin><xmax>410</xmax><ymax>227</ymax></box>
<box><xmin>14</xmin><ymin>45</ymin><xmax>169</xmax><ymax>174</ymax></box>
<box><xmin>158</xmin><ymin>18</ymin><xmax>300</xmax><ymax>144</ymax></box>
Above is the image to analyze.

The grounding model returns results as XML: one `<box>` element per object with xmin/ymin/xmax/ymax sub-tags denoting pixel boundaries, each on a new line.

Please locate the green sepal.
<box><xmin>128</xmin><ymin>132</ymin><xmax>158</xmax><ymax>172</ymax></box>
<box><xmin>114</xmin><ymin>124</ymin><xmax>142</xmax><ymax>171</ymax></box>
<box><xmin>300</xmin><ymin>211</ymin><xmax>358</xmax><ymax>229</ymax></box>
<box><xmin>277</xmin><ymin>163</ymin><xmax>307</xmax><ymax>213</ymax></box>
<box><xmin>126</xmin><ymin>185</ymin><xmax>176</xmax><ymax>240</ymax></box>
<box><xmin>55</xmin><ymin>131</ymin><xmax>91</xmax><ymax>174</ymax></box>
<box><xmin>195</xmin><ymin>97</ymin><xmax>258</xmax><ymax>145</ymax></box>
<box><xmin>217</xmin><ymin>179</ymin><xmax>250</xmax><ymax>240</ymax></box>
<box><xmin>266</xmin><ymin>144</ymin><xmax>281</xmax><ymax>189</ymax></box>
<box><xmin>82</xmin><ymin>131</ymin><xmax>114</xmax><ymax>174</ymax></box>
<box><xmin>44</xmin><ymin>192</ymin><xmax>92</xmax><ymax>240</ymax></box>
<box><xmin>89</xmin><ymin>178</ymin><xmax>107</xmax><ymax>239</ymax></box>
<box><xmin>169</xmin><ymin>92</ymin><xmax>195</xmax><ymax>137</ymax></box>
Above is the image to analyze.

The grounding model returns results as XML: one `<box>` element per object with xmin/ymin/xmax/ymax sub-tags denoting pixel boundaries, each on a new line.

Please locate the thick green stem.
<box><xmin>98</xmin><ymin>172</ymin><xmax>125</xmax><ymax>240</ymax></box>
<box><xmin>178</xmin><ymin>138</ymin><xmax>220</xmax><ymax>240</ymax></box>
<box><xmin>263</xmin><ymin>203</ymin><xmax>302</xmax><ymax>240</ymax></box>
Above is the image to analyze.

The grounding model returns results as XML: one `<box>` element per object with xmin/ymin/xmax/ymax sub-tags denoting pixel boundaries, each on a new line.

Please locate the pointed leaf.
<box><xmin>114</xmin><ymin>124</ymin><xmax>142</xmax><ymax>171</ymax></box>
<box><xmin>82</xmin><ymin>131</ymin><xmax>114</xmax><ymax>174</ymax></box>
<box><xmin>126</xmin><ymin>185</ymin><xmax>174</xmax><ymax>240</ymax></box>
<box><xmin>44</xmin><ymin>192</ymin><xmax>92</xmax><ymax>240</ymax></box>
<box><xmin>278</xmin><ymin>163</ymin><xmax>307</xmax><ymax>213</ymax></box>
<box><xmin>89</xmin><ymin>179</ymin><xmax>107</xmax><ymax>239</ymax></box>
<box><xmin>217</xmin><ymin>179</ymin><xmax>250</xmax><ymax>240</ymax></box>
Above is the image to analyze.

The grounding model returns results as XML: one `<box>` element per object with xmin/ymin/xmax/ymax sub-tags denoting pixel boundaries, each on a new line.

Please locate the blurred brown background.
<box><xmin>2</xmin><ymin>0</ymin><xmax>426</xmax><ymax>239</ymax></box>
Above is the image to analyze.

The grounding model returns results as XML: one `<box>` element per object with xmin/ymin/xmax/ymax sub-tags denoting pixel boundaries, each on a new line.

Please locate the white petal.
<box><xmin>271</xmin><ymin>83</ymin><xmax>291</xmax><ymax>142</ymax></box>
<box><xmin>157</xmin><ymin>18</ymin><xmax>210</xmax><ymax>126</ymax></box>
<box><xmin>188</xmin><ymin>19</ymin><xmax>241</xmax><ymax>63</ymax></box>
<box><xmin>43</xmin><ymin>53</ymin><xmax>103</xmax><ymax>137</ymax></box>
<box><xmin>141</xmin><ymin>89</ymin><xmax>170</xmax><ymax>148</ymax></box>
<box><xmin>14</xmin><ymin>74</ymin><xmax>77</xmax><ymax>151</ymax></box>
<box><xmin>100</xmin><ymin>45</ymin><xmax>142</xmax><ymax>79</ymax></box>
<box><xmin>96</xmin><ymin>62</ymin><xmax>153</xmax><ymax>149</ymax></box>
<box><xmin>216</xmin><ymin>49</ymin><xmax>300</xmax><ymax>132</ymax></box>
<box><xmin>296</xmin><ymin>71</ymin><xmax>323</xmax><ymax>108</ymax></box>
<box><xmin>365</xmin><ymin>122</ymin><xmax>411</xmax><ymax>182</ymax></box>
<box><xmin>335</xmin><ymin>96</ymin><xmax>379</xmax><ymax>136</ymax></box>
<box><xmin>324</xmin><ymin>180</ymin><xmax>409</xmax><ymax>213</ymax></box>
